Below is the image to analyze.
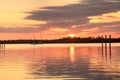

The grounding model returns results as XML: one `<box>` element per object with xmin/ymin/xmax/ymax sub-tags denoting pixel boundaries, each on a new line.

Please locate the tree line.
<box><xmin>0</xmin><ymin>37</ymin><xmax>120</xmax><ymax>44</ymax></box>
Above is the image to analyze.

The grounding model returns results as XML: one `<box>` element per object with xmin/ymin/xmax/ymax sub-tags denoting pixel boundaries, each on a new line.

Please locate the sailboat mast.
<box><xmin>40</xmin><ymin>32</ymin><xmax>42</xmax><ymax>41</ymax></box>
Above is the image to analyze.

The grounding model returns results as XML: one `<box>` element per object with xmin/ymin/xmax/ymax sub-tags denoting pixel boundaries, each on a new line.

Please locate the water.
<box><xmin>0</xmin><ymin>43</ymin><xmax>120</xmax><ymax>80</ymax></box>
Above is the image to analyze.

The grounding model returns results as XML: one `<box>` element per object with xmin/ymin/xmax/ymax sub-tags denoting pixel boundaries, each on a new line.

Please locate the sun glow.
<box><xmin>69</xmin><ymin>34</ymin><xmax>75</xmax><ymax>38</ymax></box>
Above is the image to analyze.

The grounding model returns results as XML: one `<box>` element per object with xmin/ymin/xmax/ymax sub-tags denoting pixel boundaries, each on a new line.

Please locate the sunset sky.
<box><xmin>0</xmin><ymin>0</ymin><xmax>120</xmax><ymax>40</ymax></box>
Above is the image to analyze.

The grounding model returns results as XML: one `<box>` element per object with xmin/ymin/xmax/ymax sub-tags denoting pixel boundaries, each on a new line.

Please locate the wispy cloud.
<box><xmin>24</xmin><ymin>0</ymin><xmax>120</xmax><ymax>35</ymax></box>
<box><xmin>0</xmin><ymin>0</ymin><xmax>120</xmax><ymax>37</ymax></box>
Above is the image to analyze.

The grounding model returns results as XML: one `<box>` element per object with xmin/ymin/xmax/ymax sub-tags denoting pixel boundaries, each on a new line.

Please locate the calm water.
<box><xmin>0</xmin><ymin>43</ymin><xmax>120</xmax><ymax>80</ymax></box>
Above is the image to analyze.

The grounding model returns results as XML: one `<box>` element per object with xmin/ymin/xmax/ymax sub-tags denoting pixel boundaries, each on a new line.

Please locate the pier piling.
<box><xmin>101</xmin><ymin>35</ymin><xmax>112</xmax><ymax>61</ymax></box>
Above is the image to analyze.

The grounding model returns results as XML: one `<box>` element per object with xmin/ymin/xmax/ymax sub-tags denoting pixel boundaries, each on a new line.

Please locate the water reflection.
<box><xmin>0</xmin><ymin>44</ymin><xmax>5</xmax><ymax>53</ymax></box>
<box><xmin>70</xmin><ymin>46</ymin><xmax>75</xmax><ymax>63</ymax></box>
<box><xmin>0</xmin><ymin>44</ymin><xmax>120</xmax><ymax>80</ymax></box>
<box><xmin>0</xmin><ymin>44</ymin><xmax>5</xmax><ymax>57</ymax></box>
<box><xmin>101</xmin><ymin>43</ymin><xmax>112</xmax><ymax>62</ymax></box>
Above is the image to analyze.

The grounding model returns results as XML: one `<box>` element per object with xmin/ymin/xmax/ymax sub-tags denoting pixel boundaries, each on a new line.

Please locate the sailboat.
<box><xmin>31</xmin><ymin>32</ymin><xmax>42</xmax><ymax>44</ymax></box>
<box><xmin>31</xmin><ymin>35</ymin><xmax>37</xmax><ymax>44</ymax></box>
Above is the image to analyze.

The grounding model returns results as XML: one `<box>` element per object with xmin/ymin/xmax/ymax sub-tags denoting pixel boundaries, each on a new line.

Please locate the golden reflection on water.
<box><xmin>70</xmin><ymin>46</ymin><xmax>75</xmax><ymax>63</ymax></box>
<box><xmin>0</xmin><ymin>43</ymin><xmax>120</xmax><ymax>80</ymax></box>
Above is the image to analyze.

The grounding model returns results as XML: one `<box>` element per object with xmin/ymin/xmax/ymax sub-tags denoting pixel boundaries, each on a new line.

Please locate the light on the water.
<box><xmin>70</xmin><ymin>46</ymin><xmax>75</xmax><ymax>63</ymax></box>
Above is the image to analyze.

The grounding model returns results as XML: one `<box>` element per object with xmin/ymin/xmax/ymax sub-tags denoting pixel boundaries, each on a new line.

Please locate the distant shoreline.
<box><xmin>0</xmin><ymin>37</ymin><xmax>120</xmax><ymax>44</ymax></box>
<box><xmin>0</xmin><ymin>42</ymin><xmax>120</xmax><ymax>44</ymax></box>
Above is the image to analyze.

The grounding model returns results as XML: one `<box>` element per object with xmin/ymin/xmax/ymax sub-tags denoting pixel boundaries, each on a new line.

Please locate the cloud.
<box><xmin>78</xmin><ymin>21</ymin><xmax>120</xmax><ymax>33</ymax></box>
<box><xmin>24</xmin><ymin>0</ymin><xmax>120</xmax><ymax>35</ymax></box>
<box><xmin>0</xmin><ymin>25</ymin><xmax>44</xmax><ymax>33</ymax></box>
<box><xmin>25</xmin><ymin>0</ymin><xmax>120</xmax><ymax>22</ymax></box>
<box><xmin>1</xmin><ymin>0</ymin><xmax>120</xmax><ymax>35</ymax></box>
<box><xmin>88</xmin><ymin>11</ymin><xmax>120</xmax><ymax>23</ymax></box>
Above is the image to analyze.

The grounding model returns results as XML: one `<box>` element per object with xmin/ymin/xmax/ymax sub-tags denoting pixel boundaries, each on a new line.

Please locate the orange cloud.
<box><xmin>50</xmin><ymin>28</ymin><xmax>69</xmax><ymax>32</ymax></box>
<box><xmin>88</xmin><ymin>11</ymin><xmax>120</xmax><ymax>23</ymax></box>
<box><xmin>82</xmin><ymin>28</ymin><xmax>100</xmax><ymax>32</ymax></box>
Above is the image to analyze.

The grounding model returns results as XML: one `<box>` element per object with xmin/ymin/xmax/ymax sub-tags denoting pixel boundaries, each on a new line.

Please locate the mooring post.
<box><xmin>0</xmin><ymin>43</ymin><xmax>1</xmax><ymax>48</ymax></box>
<box><xmin>3</xmin><ymin>41</ymin><xmax>5</xmax><ymax>48</ymax></box>
<box><xmin>105</xmin><ymin>35</ymin><xmax>107</xmax><ymax>58</ymax></box>
<box><xmin>109</xmin><ymin>35</ymin><xmax>112</xmax><ymax>60</ymax></box>
<box><xmin>101</xmin><ymin>36</ymin><xmax>104</xmax><ymax>58</ymax></box>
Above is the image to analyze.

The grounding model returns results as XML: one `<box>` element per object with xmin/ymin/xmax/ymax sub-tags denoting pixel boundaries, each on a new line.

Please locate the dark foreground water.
<box><xmin>0</xmin><ymin>43</ymin><xmax>120</xmax><ymax>80</ymax></box>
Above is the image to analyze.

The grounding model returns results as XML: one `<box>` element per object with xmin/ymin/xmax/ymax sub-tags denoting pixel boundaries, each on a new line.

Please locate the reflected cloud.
<box><xmin>0</xmin><ymin>44</ymin><xmax>120</xmax><ymax>80</ymax></box>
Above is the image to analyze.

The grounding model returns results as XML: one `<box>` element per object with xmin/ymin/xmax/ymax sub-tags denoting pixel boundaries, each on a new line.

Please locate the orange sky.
<box><xmin>0</xmin><ymin>0</ymin><xmax>120</xmax><ymax>40</ymax></box>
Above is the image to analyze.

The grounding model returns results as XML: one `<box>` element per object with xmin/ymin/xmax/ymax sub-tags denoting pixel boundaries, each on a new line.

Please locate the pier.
<box><xmin>101</xmin><ymin>35</ymin><xmax>112</xmax><ymax>61</ymax></box>
<box><xmin>0</xmin><ymin>43</ymin><xmax>5</xmax><ymax>55</ymax></box>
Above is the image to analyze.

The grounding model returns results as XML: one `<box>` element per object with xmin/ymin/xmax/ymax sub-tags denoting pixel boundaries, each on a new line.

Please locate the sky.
<box><xmin>0</xmin><ymin>0</ymin><xmax>120</xmax><ymax>40</ymax></box>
